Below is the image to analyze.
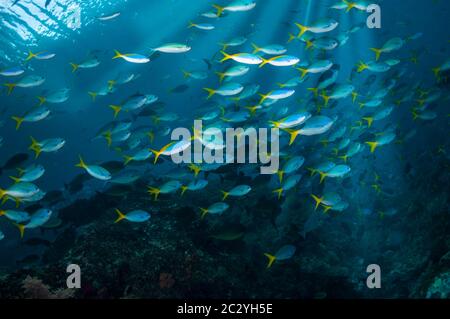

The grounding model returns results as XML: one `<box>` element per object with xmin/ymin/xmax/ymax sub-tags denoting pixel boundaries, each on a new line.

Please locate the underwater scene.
<box><xmin>0</xmin><ymin>0</ymin><xmax>449</xmax><ymax>300</ymax></box>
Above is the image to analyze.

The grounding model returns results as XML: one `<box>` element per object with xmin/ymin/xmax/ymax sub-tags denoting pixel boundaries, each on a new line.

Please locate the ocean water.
<box><xmin>0</xmin><ymin>0</ymin><xmax>449</xmax><ymax>299</ymax></box>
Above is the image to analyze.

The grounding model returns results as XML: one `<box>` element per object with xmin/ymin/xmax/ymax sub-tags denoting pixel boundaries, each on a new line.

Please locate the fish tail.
<box><xmin>109</xmin><ymin>105</ymin><xmax>122</xmax><ymax>118</ymax></box>
<box><xmin>284</xmin><ymin>128</ymin><xmax>299</xmax><ymax>146</ymax></box>
<box><xmin>215</xmin><ymin>72</ymin><xmax>226</xmax><ymax>83</ymax></box>
<box><xmin>114</xmin><ymin>208</ymin><xmax>126</xmax><ymax>223</ymax></box>
<box><xmin>277</xmin><ymin>170</ymin><xmax>284</xmax><ymax>184</ymax></box>
<box><xmin>357</xmin><ymin>61</ymin><xmax>368</xmax><ymax>73</ymax></box>
<box><xmin>322</xmin><ymin>205</ymin><xmax>332</xmax><ymax>213</ymax></box>
<box><xmin>88</xmin><ymin>91</ymin><xmax>98</xmax><ymax>102</ymax></box>
<box><xmin>365</xmin><ymin>141</ymin><xmax>379</xmax><ymax>153</ymax></box>
<box><xmin>0</xmin><ymin>189</ymin><xmax>5</xmax><ymax>200</ymax></box>
<box><xmin>297</xmin><ymin>68</ymin><xmax>308</xmax><ymax>79</ymax></box>
<box><xmin>339</xmin><ymin>154</ymin><xmax>349</xmax><ymax>162</ymax></box>
<box><xmin>29</xmin><ymin>136</ymin><xmax>42</xmax><ymax>158</ymax></box>
<box><xmin>352</xmin><ymin>91</ymin><xmax>358</xmax><ymax>103</ymax></box>
<box><xmin>9</xmin><ymin>176</ymin><xmax>21</xmax><ymax>184</ymax></box>
<box><xmin>123</xmin><ymin>155</ymin><xmax>133</xmax><ymax>165</ymax></box>
<box><xmin>308</xmin><ymin>87</ymin><xmax>319</xmax><ymax>97</ymax></box>
<box><xmin>287</xmin><ymin>33</ymin><xmax>296</xmax><ymax>44</ymax></box>
<box><xmin>259</xmin><ymin>57</ymin><xmax>272</xmax><ymax>68</ymax></box>
<box><xmin>11</xmin><ymin>116</ymin><xmax>24</xmax><ymax>130</ymax></box>
<box><xmin>107</xmin><ymin>80</ymin><xmax>116</xmax><ymax>90</ymax></box>
<box><xmin>319</xmin><ymin>172</ymin><xmax>327</xmax><ymax>184</ymax></box>
<box><xmin>112</xmin><ymin>50</ymin><xmax>123</xmax><ymax>59</ymax></box>
<box><xmin>307</xmin><ymin>167</ymin><xmax>317</xmax><ymax>176</ymax></box>
<box><xmin>258</xmin><ymin>92</ymin><xmax>271</xmax><ymax>104</ymax></box>
<box><xmin>272</xmin><ymin>188</ymin><xmax>283</xmax><ymax>200</ymax></box>
<box><xmin>263</xmin><ymin>253</ymin><xmax>277</xmax><ymax>268</ymax></box>
<box><xmin>4</xmin><ymin>83</ymin><xmax>17</xmax><ymax>95</ymax></box>
<box><xmin>25</xmin><ymin>50</ymin><xmax>36</xmax><ymax>61</ymax></box>
<box><xmin>212</xmin><ymin>4</ymin><xmax>224</xmax><ymax>16</ymax></box>
<box><xmin>150</xmin><ymin>149</ymin><xmax>162</xmax><ymax>164</ymax></box>
<box><xmin>70</xmin><ymin>63</ymin><xmax>79</xmax><ymax>72</ymax></box>
<box><xmin>432</xmin><ymin>67</ymin><xmax>441</xmax><ymax>79</ymax></box>
<box><xmin>14</xmin><ymin>223</ymin><xmax>26</xmax><ymax>239</ymax></box>
<box><xmin>251</xmin><ymin>43</ymin><xmax>260</xmax><ymax>54</ymax></box>
<box><xmin>103</xmin><ymin>131</ymin><xmax>112</xmax><ymax>147</ymax></box>
<box><xmin>16</xmin><ymin>167</ymin><xmax>25</xmax><ymax>175</ymax></box>
<box><xmin>75</xmin><ymin>155</ymin><xmax>87</xmax><ymax>169</ymax></box>
<box><xmin>370</xmin><ymin>48</ymin><xmax>382</xmax><ymax>61</ymax></box>
<box><xmin>311</xmin><ymin>194</ymin><xmax>323</xmax><ymax>210</ymax></box>
<box><xmin>203</xmin><ymin>88</ymin><xmax>216</xmax><ymax>99</ymax></box>
<box><xmin>187</xmin><ymin>21</ymin><xmax>195</xmax><ymax>28</ymax></box>
<box><xmin>180</xmin><ymin>186</ymin><xmax>188</xmax><ymax>196</ymax></box>
<box><xmin>182</xmin><ymin>69</ymin><xmax>191</xmax><ymax>78</ymax></box>
<box><xmin>305</xmin><ymin>39</ymin><xmax>314</xmax><ymax>50</ymax></box>
<box><xmin>147</xmin><ymin>187</ymin><xmax>160</xmax><ymax>201</ymax></box>
<box><xmin>221</xmin><ymin>191</ymin><xmax>229</xmax><ymax>201</ymax></box>
<box><xmin>200</xmin><ymin>207</ymin><xmax>209</xmax><ymax>219</ymax></box>
<box><xmin>344</xmin><ymin>0</ymin><xmax>356</xmax><ymax>12</ymax></box>
<box><xmin>276</xmin><ymin>82</ymin><xmax>285</xmax><ymax>88</ymax></box>
<box><xmin>37</xmin><ymin>96</ymin><xmax>46</xmax><ymax>106</ymax></box>
<box><xmin>219</xmin><ymin>50</ymin><xmax>233</xmax><ymax>63</ymax></box>
<box><xmin>295</xmin><ymin>23</ymin><xmax>308</xmax><ymax>37</ymax></box>
<box><xmin>412</xmin><ymin>109</ymin><xmax>418</xmax><ymax>121</ymax></box>
<box><xmin>320</xmin><ymin>93</ymin><xmax>330</xmax><ymax>106</ymax></box>
<box><xmin>363</xmin><ymin>117</ymin><xmax>374</xmax><ymax>127</ymax></box>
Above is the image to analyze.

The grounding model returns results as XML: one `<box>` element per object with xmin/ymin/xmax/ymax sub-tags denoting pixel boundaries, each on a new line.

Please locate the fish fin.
<box><xmin>112</xmin><ymin>50</ymin><xmax>123</xmax><ymax>59</ymax></box>
<box><xmin>263</xmin><ymin>253</ymin><xmax>277</xmax><ymax>268</ymax></box>
<box><xmin>29</xmin><ymin>136</ymin><xmax>42</xmax><ymax>158</ymax></box>
<box><xmin>9</xmin><ymin>176</ymin><xmax>21</xmax><ymax>183</ymax></box>
<box><xmin>70</xmin><ymin>63</ymin><xmax>79</xmax><ymax>73</ymax></box>
<box><xmin>4</xmin><ymin>83</ymin><xmax>17</xmax><ymax>95</ymax></box>
<box><xmin>203</xmin><ymin>88</ymin><xmax>216</xmax><ymax>99</ymax></box>
<box><xmin>365</xmin><ymin>141</ymin><xmax>378</xmax><ymax>153</ymax></box>
<box><xmin>432</xmin><ymin>67</ymin><xmax>441</xmax><ymax>80</ymax></box>
<box><xmin>180</xmin><ymin>186</ymin><xmax>188</xmax><ymax>196</ymax></box>
<box><xmin>37</xmin><ymin>96</ymin><xmax>46</xmax><ymax>106</ymax></box>
<box><xmin>75</xmin><ymin>155</ymin><xmax>87</xmax><ymax>169</ymax></box>
<box><xmin>25</xmin><ymin>50</ymin><xmax>36</xmax><ymax>61</ymax></box>
<box><xmin>181</xmin><ymin>70</ymin><xmax>191</xmax><ymax>78</ymax></box>
<box><xmin>219</xmin><ymin>50</ymin><xmax>233</xmax><ymax>63</ymax></box>
<box><xmin>11</xmin><ymin>116</ymin><xmax>24</xmax><ymax>130</ymax></box>
<box><xmin>272</xmin><ymin>188</ymin><xmax>283</xmax><ymax>200</ymax></box>
<box><xmin>370</xmin><ymin>48</ymin><xmax>382</xmax><ymax>61</ymax></box>
<box><xmin>109</xmin><ymin>105</ymin><xmax>122</xmax><ymax>118</ymax></box>
<box><xmin>295</xmin><ymin>23</ymin><xmax>308</xmax><ymax>37</ymax></box>
<box><xmin>277</xmin><ymin>171</ymin><xmax>284</xmax><ymax>184</ymax></box>
<box><xmin>114</xmin><ymin>208</ymin><xmax>126</xmax><ymax>223</ymax></box>
<box><xmin>14</xmin><ymin>223</ymin><xmax>26</xmax><ymax>239</ymax></box>
<box><xmin>88</xmin><ymin>91</ymin><xmax>97</xmax><ymax>102</ymax></box>
<box><xmin>200</xmin><ymin>208</ymin><xmax>210</xmax><ymax>219</ymax></box>
<box><xmin>187</xmin><ymin>21</ymin><xmax>195</xmax><ymax>28</ymax></box>
<box><xmin>123</xmin><ymin>155</ymin><xmax>133</xmax><ymax>165</ymax></box>
<box><xmin>221</xmin><ymin>191</ymin><xmax>229</xmax><ymax>201</ymax></box>
<box><xmin>283</xmin><ymin>128</ymin><xmax>300</xmax><ymax>146</ymax></box>
<box><xmin>251</xmin><ymin>43</ymin><xmax>260</xmax><ymax>54</ymax></box>
<box><xmin>297</xmin><ymin>68</ymin><xmax>308</xmax><ymax>79</ymax></box>
<box><xmin>215</xmin><ymin>72</ymin><xmax>226</xmax><ymax>83</ymax></box>
<box><xmin>311</xmin><ymin>194</ymin><xmax>323</xmax><ymax>210</ymax></box>
<box><xmin>319</xmin><ymin>172</ymin><xmax>327</xmax><ymax>184</ymax></box>
<box><xmin>212</xmin><ymin>4</ymin><xmax>224</xmax><ymax>16</ymax></box>
<box><xmin>287</xmin><ymin>33</ymin><xmax>296</xmax><ymax>44</ymax></box>
<box><xmin>308</xmin><ymin>87</ymin><xmax>319</xmax><ymax>97</ymax></box>
<box><xmin>363</xmin><ymin>117</ymin><xmax>374</xmax><ymax>127</ymax></box>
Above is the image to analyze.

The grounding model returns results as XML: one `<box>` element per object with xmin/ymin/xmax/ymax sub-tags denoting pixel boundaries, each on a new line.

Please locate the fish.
<box><xmin>75</xmin><ymin>156</ymin><xmax>112</xmax><ymax>181</ymax></box>
<box><xmin>264</xmin><ymin>244</ymin><xmax>296</xmax><ymax>268</ymax></box>
<box><xmin>114</xmin><ymin>209</ymin><xmax>150</xmax><ymax>223</ymax></box>
<box><xmin>112</xmin><ymin>50</ymin><xmax>150</xmax><ymax>64</ymax></box>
